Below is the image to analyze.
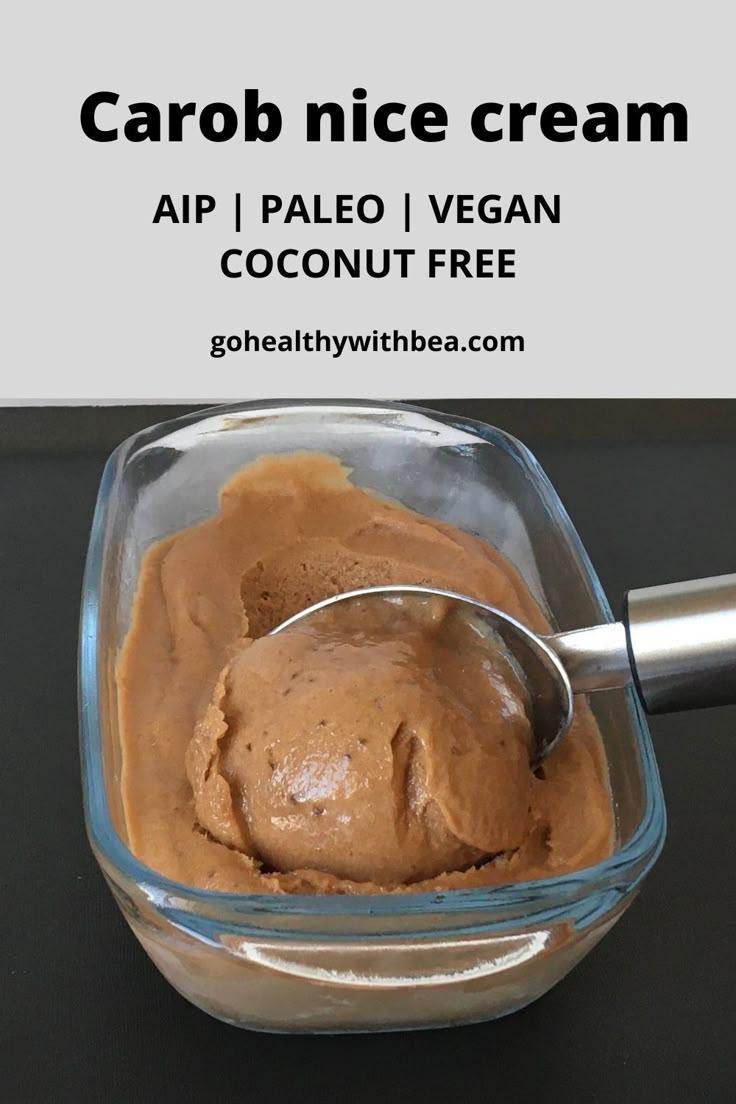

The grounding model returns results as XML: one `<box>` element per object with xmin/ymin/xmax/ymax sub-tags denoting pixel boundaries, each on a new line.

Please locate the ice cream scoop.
<box><xmin>271</xmin><ymin>575</ymin><xmax>736</xmax><ymax>761</ymax></box>
<box><xmin>188</xmin><ymin>588</ymin><xmax>538</xmax><ymax>882</ymax></box>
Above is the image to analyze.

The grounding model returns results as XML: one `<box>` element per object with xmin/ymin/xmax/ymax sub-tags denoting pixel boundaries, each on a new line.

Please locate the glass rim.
<box><xmin>79</xmin><ymin>399</ymin><xmax>667</xmax><ymax>924</ymax></box>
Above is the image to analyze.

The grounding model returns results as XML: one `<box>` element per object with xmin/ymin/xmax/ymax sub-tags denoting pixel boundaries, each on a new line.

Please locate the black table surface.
<box><xmin>3</xmin><ymin>400</ymin><xmax>736</xmax><ymax>1103</ymax></box>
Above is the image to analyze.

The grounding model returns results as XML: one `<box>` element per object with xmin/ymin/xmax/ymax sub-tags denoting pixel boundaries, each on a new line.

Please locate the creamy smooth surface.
<box><xmin>118</xmin><ymin>453</ymin><xmax>614</xmax><ymax>894</ymax></box>
<box><xmin>186</xmin><ymin>598</ymin><xmax>535</xmax><ymax>884</ymax></box>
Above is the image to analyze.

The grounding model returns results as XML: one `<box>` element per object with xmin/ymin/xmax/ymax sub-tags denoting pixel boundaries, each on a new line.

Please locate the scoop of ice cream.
<box><xmin>122</xmin><ymin>453</ymin><xmax>614</xmax><ymax>895</ymax></box>
<box><xmin>186</xmin><ymin>598</ymin><xmax>534</xmax><ymax>884</ymax></box>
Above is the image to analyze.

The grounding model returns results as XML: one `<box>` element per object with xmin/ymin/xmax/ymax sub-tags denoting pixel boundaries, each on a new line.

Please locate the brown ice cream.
<box><xmin>187</xmin><ymin>597</ymin><xmax>535</xmax><ymax>884</ymax></box>
<box><xmin>118</xmin><ymin>453</ymin><xmax>614</xmax><ymax>894</ymax></box>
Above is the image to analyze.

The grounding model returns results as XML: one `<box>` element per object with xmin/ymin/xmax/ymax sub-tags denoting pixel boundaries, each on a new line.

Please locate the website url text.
<box><xmin>210</xmin><ymin>329</ymin><xmax>525</xmax><ymax>359</ymax></box>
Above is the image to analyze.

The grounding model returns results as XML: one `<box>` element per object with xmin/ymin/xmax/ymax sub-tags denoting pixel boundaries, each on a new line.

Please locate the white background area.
<box><xmin>2</xmin><ymin>0</ymin><xmax>733</xmax><ymax>402</ymax></box>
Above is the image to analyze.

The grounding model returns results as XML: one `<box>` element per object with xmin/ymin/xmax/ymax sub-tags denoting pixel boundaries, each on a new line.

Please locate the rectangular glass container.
<box><xmin>79</xmin><ymin>400</ymin><xmax>666</xmax><ymax>1032</ymax></box>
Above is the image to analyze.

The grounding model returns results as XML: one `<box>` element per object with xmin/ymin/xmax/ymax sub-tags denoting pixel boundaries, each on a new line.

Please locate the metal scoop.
<box><xmin>270</xmin><ymin>575</ymin><xmax>736</xmax><ymax>761</ymax></box>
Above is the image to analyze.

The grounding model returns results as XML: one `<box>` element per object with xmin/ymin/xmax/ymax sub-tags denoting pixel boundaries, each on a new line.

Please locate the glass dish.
<box><xmin>79</xmin><ymin>400</ymin><xmax>666</xmax><ymax>1033</ymax></box>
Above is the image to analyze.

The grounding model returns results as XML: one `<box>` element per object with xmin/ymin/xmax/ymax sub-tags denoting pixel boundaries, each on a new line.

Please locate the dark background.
<box><xmin>2</xmin><ymin>400</ymin><xmax>735</xmax><ymax>1103</ymax></box>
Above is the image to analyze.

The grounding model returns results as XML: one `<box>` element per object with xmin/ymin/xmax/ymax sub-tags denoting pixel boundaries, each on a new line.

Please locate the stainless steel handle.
<box><xmin>547</xmin><ymin>573</ymin><xmax>736</xmax><ymax>713</ymax></box>
<box><xmin>625</xmin><ymin>573</ymin><xmax>736</xmax><ymax>712</ymax></box>
<box><xmin>546</xmin><ymin>622</ymin><xmax>632</xmax><ymax>694</ymax></box>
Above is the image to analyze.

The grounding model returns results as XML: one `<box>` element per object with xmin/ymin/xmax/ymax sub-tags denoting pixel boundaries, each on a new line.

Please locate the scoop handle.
<box><xmin>548</xmin><ymin>573</ymin><xmax>736</xmax><ymax>713</ymax></box>
<box><xmin>624</xmin><ymin>573</ymin><xmax>736</xmax><ymax>712</ymax></box>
